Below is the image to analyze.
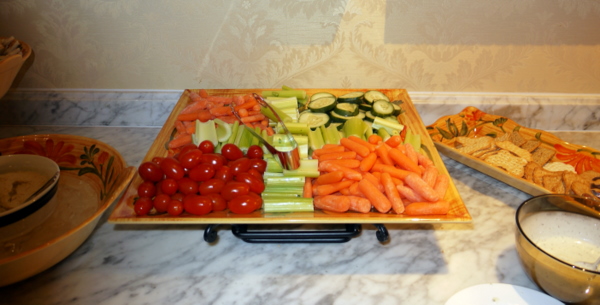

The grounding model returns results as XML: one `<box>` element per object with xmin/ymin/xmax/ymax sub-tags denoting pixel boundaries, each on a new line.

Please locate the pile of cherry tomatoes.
<box><xmin>134</xmin><ymin>141</ymin><xmax>266</xmax><ymax>216</ymax></box>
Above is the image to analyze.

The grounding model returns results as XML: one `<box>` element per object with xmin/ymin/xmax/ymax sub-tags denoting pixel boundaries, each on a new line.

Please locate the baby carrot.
<box><xmin>313</xmin><ymin>195</ymin><xmax>350</xmax><ymax>213</ymax></box>
<box><xmin>198</xmin><ymin>89</ymin><xmax>209</xmax><ymax>98</ymax></box>
<box><xmin>375</xmin><ymin>145</ymin><xmax>394</xmax><ymax>166</ymax></box>
<box><xmin>318</xmin><ymin>162</ymin><xmax>363</xmax><ymax>181</ymax></box>
<box><xmin>318</xmin><ymin>151</ymin><xmax>357</xmax><ymax>162</ymax></box>
<box><xmin>363</xmin><ymin>172</ymin><xmax>384</xmax><ymax>193</ymax></box>
<box><xmin>433</xmin><ymin>174</ymin><xmax>449</xmax><ymax>199</ymax></box>
<box><xmin>197</xmin><ymin>110</ymin><xmax>213</xmax><ymax>122</ymax></box>
<box><xmin>358</xmin><ymin>179</ymin><xmax>391</xmax><ymax>213</ymax></box>
<box><xmin>359</xmin><ymin>152</ymin><xmax>377</xmax><ymax>172</ymax></box>
<box><xmin>348</xmin><ymin>196</ymin><xmax>372</xmax><ymax>213</ymax></box>
<box><xmin>174</xmin><ymin>120</ymin><xmax>187</xmax><ymax>134</ymax></box>
<box><xmin>168</xmin><ymin>134</ymin><xmax>193</xmax><ymax>149</ymax></box>
<box><xmin>404</xmin><ymin>200</ymin><xmax>450</xmax><ymax>216</ymax></box>
<box><xmin>348</xmin><ymin>135</ymin><xmax>376</xmax><ymax>152</ymax></box>
<box><xmin>404</xmin><ymin>143</ymin><xmax>419</xmax><ymax>166</ymax></box>
<box><xmin>348</xmin><ymin>182</ymin><xmax>364</xmax><ymax>197</ymax></box>
<box><xmin>234</xmin><ymin>99</ymin><xmax>257</xmax><ymax>111</ymax></box>
<box><xmin>422</xmin><ymin>165</ymin><xmax>439</xmax><ymax>187</ymax></box>
<box><xmin>371</xmin><ymin>164</ymin><xmax>412</xmax><ymax>180</ymax></box>
<box><xmin>319</xmin><ymin>159</ymin><xmax>361</xmax><ymax>169</ymax></box>
<box><xmin>177</xmin><ymin>112</ymin><xmax>199</xmax><ymax>121</ymax></box>
<box><xmin>321</xmin><ymin>143</ymin><xmax>342</xmax><ymax>150</ymax></box>
<box><xmin>381</xmin><ymin>172</ymin><xmax>404</xmax><ymax>214</ymax></box>
<box><xmin>396</xmin><ymin>184</ymin><xmax>425</xmax><ymax>203</ymax></box>
<box><xmin>209</xmin><ymin>105</ymin><xmax>233</xmax><ymax>117</ymax></box>
<box><xmin>385</xmin><ymin>135</ymin><xmax>402</xmax><ymax>148</ymax></box>
<box><xmin>316</xmin><ymin>171</ymin><xmax>345</xmax><ymax>185</ymax></box>
<box><xmin>241</xmin><ymin>113</ymin><xmax>266</xmax><ymax>123</ymax></box>
<box><xmin>313</xmin><ymin>180</ymin><xmax>354</xmax><ymax>196</ymax></box>
<box><xmin>404</xmin><ymin>173</ymin><xmax>440</xmax><ymax>202</ymax></box>
<box><xmin>303</xmin><ymin>177</ymin><xmax>313</xmax><ymax>198</ymax></box>
<box><xmin>388</xmin><ymin>148</ymin><xmax>422</xmax><ymax>175</ymax></box>
<box><xmin>340</xmin><ymin>137</ymin><xmax>370</xmax><ymax>158</ymax></box>
<box><xmin>417</xmin><ymin>152</ymin><xmax>435</xmax><ymax>168</ymax></box>
<box><xmin>368</xmin><ymin>134</ymin><xmax>383</xmax><ymax>145</ymax></box>
<box><xmin>312</xmin><ymin>146</ymin><xmax>345</xmax><ymax>158</ymax></box>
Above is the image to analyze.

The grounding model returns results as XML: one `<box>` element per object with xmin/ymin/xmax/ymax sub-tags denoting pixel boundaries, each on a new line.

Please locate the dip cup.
<box><xmin>516</xmin><ymin>194</ymin><xmax>600</xmax><ymax>305</ymax></box>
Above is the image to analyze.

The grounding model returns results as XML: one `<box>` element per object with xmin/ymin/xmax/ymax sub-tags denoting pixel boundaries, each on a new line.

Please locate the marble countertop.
<box><xmin>1</xmin><ymin>125</ymin><xmax>597</xmax><ymax>305</ymax></box>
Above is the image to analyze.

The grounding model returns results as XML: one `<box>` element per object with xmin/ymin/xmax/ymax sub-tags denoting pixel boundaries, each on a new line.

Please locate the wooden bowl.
<box><xmin>0</xmin><ymin>134</ymin><xmax>135</xmax><ymax>286</ymax></box>
<box><xmin>0</xmin><ymin>39</ymin><xmax>31</xmax><ymax>99</ymax></box>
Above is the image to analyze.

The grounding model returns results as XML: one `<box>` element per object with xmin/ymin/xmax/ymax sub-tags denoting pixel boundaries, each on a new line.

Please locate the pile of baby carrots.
<box><xmin>304</xmin><ymin>134</ymin><xmax>450</xmax><ymax>216</ymax></box>
<box><xmin>168</xmin><ymin>89</ymin><xmax>274</xmax><ymax>154</ymax></box>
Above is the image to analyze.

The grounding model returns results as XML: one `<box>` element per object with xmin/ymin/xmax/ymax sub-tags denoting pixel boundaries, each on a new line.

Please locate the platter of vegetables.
<box><xmin>108</xmin><ymin>88</ymin><xmax>471</xmax><ymax>224</ymax></box>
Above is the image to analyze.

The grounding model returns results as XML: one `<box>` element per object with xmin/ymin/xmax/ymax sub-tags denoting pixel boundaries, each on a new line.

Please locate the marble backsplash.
<box><xmin>1</xmin><ymin>90</ymin><xmax>598</xmax><ymax>131</ymax></box>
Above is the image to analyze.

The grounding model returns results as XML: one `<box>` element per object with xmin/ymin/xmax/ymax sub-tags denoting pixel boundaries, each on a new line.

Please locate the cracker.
<box><xmin>456</xmin><ymin>136</ymin><xmax>494</xmax><ymax>155</ymax></box>
<box><xmin>562</xmin><ymin>171</ymin><xmax>579</xmax><ymax>193</ymax></box>
<box><xmin>532</xmin><ymin>167</ymin><xmax>548</xmax><ymax>185</ymax></box>
<box><xmin>496</xmin><ymin>140</ymin><xmax>532</xmax><ymax>162</ymax></box>
<box><xmin>571</xmin><ymin>181</ymin><xmax>592</xmax><ymax>197</ymax></box>
<box><xmin>495</xmin><ymin>133</ymin><xmax>510</xmax><ymax>143</ymax></box>
<box><xmin>484</xmin><ymin>150</ymin><xmax>528</xmax><ymax>177</ymax></box>
<box><xmin>531</xmin><ymin>146</ymin><xmax>556</xmax><ymax>165</ymax></box>
<box><xmin>524</xmin><ymin>162</ymin><xmax>541</xmax><ymax>182</ymax></box>
<box><xmin>520</xmin><ymin>140</ymin><xmax>541</xmax><ymax>152</ymax></box>
<box><xmin>509</xmin><ymin>131</ymin><xmax>527</xmax><ymax>147</ymax></box>
<box><xmin>543</xmin><ymin>173</ymin><xmax>565</xmax><ymax>193</ymax></box>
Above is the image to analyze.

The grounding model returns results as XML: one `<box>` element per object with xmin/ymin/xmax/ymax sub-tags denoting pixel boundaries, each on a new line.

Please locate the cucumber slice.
<box><xmin>330</xmin><ymin>111</ymin><xmax>365</xmax><ymax>123</ymax></box>
<box><xmin>363</xmin><ymin>90</ymin><xmax>390</xmax><ymax>104</ymax></box>
<box><xmin>392</xmin><ymin>103</ymin><xmax>403</xmax><ymax>116</ymax></box>
<box><xmin>308</xmin><ymin>97</ymin><xmax>337</xmax><ymax>113</ymax></box>
<box><xmin>333</xmin><ymin>103</ymin><xmax>359</xmax><ymax>117</ymax></box>
<box><xmin>309</xmin><ymin>92</ymin><xmax>335</xmax><ymax>102</ymax></box>
<box><xmin>371</xmin><ymin>100</ymin><xmax>395</xmax><ymax>117</ymax></box>
<box><xmin>364</xmin><ymin>111</ymin><xmax>377</xmax><ymax>122</ymax></box>
<box><xmin>298</xmin><ymin>111</ymin><xmax>331</xmax><ymax>129</ymax></box>
<box><xmin>337</xmin><ymin>91</ymin><xmax>364</xmax><ymax>104</ymax></box>
<box><xmin>358</xmin><ymin>103</ymin><xmax>372</xmax><ymax>112</ymax></box>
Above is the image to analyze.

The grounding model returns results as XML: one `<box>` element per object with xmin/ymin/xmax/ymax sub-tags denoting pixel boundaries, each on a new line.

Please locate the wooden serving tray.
<box><xmin>427</xmin><ymin>106</ymin><xmax>600</xmax><ymax>201</ymax></box>
<box><xmin>108</xmin><ymin>89</ymin><xmax>471</xmax><ymax>224</ymax></box>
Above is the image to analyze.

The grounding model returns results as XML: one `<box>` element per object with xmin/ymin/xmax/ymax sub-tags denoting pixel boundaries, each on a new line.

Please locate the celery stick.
<box><xmin>261</xmin><ymin>102</ymin><xmax>292</xmax><ymax>123</ymax></box>
<box><xmin>372</xmin><ymin>116</ymin><xmax>404</xmax><ymax>135</ymax></box>
<box><xmin>326</xmin><ymin>124</ymin><xmax>342</xmax><ymax>145</ymax></box>
<box><xmin>227</xmin><ymin>121</ymin><xmax>240</xmax><ymax>144</ymax></box>
<box><xmin>343</xmin><ymin>117</ymin><xmax>365</xmax><ymax>139</ymax></box>
<box><xmin>266</xmin><ymin>158</ymin><xmax>284</xmax><ymax>173</ymax></box>
<box><xmin>281</xmin><ymin>85</ymin><xmax>294</xmax><ymax>90</ymax></box>
<box><xmin>262</xmin><ymin>90</ymin><xmax>306</xmax><ymax>100</ymax></box>
<box><xmin>298</xmin><ymin>144</ymin><xmax>309</xmax><ymax>159</ymax></box>
<box><xmin>404</xmin><ymin>129</ymin><xmax>422</xmax><ymax>152</ymax></box>
<box><xmin>293</xmin><ymin>135</ymin><xmax>308</xmax><ymax>145</ymax></box>
<box><xmin>267</xmin><ymin>97</ymin><xmax>298</xmax><ymax>110</ymax></box>
<box><xmin>263</xmin><ymin>197</ymin><xmax>314</xmax><ymax>213</ymax></box>
<box><xmin>308</xmin><ymin>128</ymin><xmax>325</xmax><ymax>151</ymax></box>
<box><xmin>237</xmin><ymin>126</ymin><xmax>253</xmax><ymax>152</ymax></box>
<box><xmin>261</xmin><ymin>192</ymin><xmax>299</xmax><ymax>198</ymax></box>
<box><xmin>263</xmin><ymin>186</ymin><xmax>304</xmax><ymax>195</ymax></box>
<box><xmin>377</xmin><ymin>128</ymin><xmax>391</xmax><ymax>141</ymax></box>
<box><xmin>251</xmin><ymin>126</ymin><xmax>261</xmax><ymax>146</ymax></box>
<box><xmin>279</xmin><ymin>122</ymin><xmax>309</xmax><ymax>135</ymax></box>
<box><xmin>265</xmin><ymin>176</ymin><xmax>305</xmax><ymax>187</ymax></box>
<box><xmin>193</xmin><ymin>119</ymin><xmax>218</xmax><ymax>146</ymax></box>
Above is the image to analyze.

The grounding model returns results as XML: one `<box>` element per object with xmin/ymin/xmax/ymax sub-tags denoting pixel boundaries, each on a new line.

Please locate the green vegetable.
<box><xmin>298</xmin><ymin>112</ymin><xmax>330</xmax><ymax>129</ymax></box>
<box><xmin>263</xmin><ymin>197</ymin><xmax>314</xmax><ymax>213</ymax></box>
<box><xmin>262</xmin><ymin>89</ymin><xmax>306</xmax><ymax>100</ymax></box>
<box><xmin>362</xmin><ymin>90</ymin><xmax>390</xmax><ymax>104</ymax></box>
<box><xmin>371</xmin><ymin>100</ymin><xmax>395</xmax><ymax>117</ymax></box>
<box><xmin>308</xmin><ymin>96</ymin><xmax>337</xmax><ymax>113</ymax></box>
<box><xmin>308</xmin><ymin>128</ymin><xmax>325</xmax><ymax>151</ymax></box>
<box><xmin>337</xmin><ymin>91</ymin><xmax>364</xmax><ymax>104</ymax></box>
<box><xmin>333</xmin><ymin>103</ymin><xmax>359</xmax><ymax>117</ymax></box>
<box><xmin>193</xmin><ymin>119</ymin><xmax>218</xmax><ymax>146</ymax></box>
<box><xmin>342</xmin><ymin>117</ymin><xmax>365</xmax><ymax>139</ymax></box>
<box><xmin>371</xmin><ymin>116</ymin><xmax>404</xmax><ymax>135</ymax></box>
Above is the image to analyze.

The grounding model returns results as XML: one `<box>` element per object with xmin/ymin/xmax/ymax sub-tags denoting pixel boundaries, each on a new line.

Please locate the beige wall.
<box><xmin>1</xmin><ymin>0</ymin><xmax>599</xmax><ymax>93</ymax></box>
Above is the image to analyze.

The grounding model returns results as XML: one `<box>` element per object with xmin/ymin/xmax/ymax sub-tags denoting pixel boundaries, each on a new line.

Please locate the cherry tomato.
<box><xmin>179</xmin><ymin>143</ymin><xmax>199</xmax><ymax>157</ymax></box>
<box><xmin>179</xmin><ymin>149</ymin><xmax>203</xmax><ymax>169</ymax></box>
<box><xmin>138</xmin><ymin>161</ymin><xmax>164</xmax><ymax>182</ymax></box>
<box><xmin>153</xmin><ymin>193</ymin><xmax>171</xmax><ymax>213</ymax></box>
<box><xmin>230</xmin><ymin>157</ymin><xmax>251</xmax><ymax>176</ymax></box>
<box><xmin>214</xmin><ymin>166</ymin><xmax>233</xmax><ymax>182</ymax></box>
<box><xmin>134</xmin><ymin>197</ymin><xmax>153</xmax><ymax>216</ymax></box>
<box><xmin>167</xmin><ymin>200</ymin><xmax>184</xmax><ymax>216</ymax></box>
<box><xmin>160</xmin><ymin>158</ymin><xmax>185</xmax><ymax>180</ymax></box>
<box><xmin>248</xmin><ymin>158</ymin><xmax>267</xmax><ymax>174</ymax></box>
<box><xmin>228</xmin><ymin>194</ymin><xmax>261</xmax><ymax>214</ymax></box>
<box><xmin>207</xmin><ymin>193</ymin><xmax>227</xmax><ymax>211</ymax></box>
<box><xmin>235</xmin><ymin>172</ymin><xmax>265</xmax><ymax>193</ymax></box>
<box><xmin>188</xmin><ymin>163</ymin><xmax>215</xmax><ymax>182</ymax></box>
<box><xmin>178</xmin><ymin>177</ymin><xmax>199</xmax><ymax>195</ymax></box>
<box><xmin>151</xmin><ymin>157</ymin><xmax>165</xmax><ymax>166</ymax></box>
<box><xmin>161</xmin><ymin>178</ymin><xmax>178</xmax><ymax>195</ymax></box>
<box><xmin>201</xmin><ymin>153</ymin><xmax>225</xmax><ymax>170</ymax></box>
<box><xmin>137</xmin><ymin>181</ymin><xmax>156</xmax><ymax>198</ymax></box>
<box><xmin>221</xmin><ymin>181</ymin><xmax>250</xmax><ymax>201</ymax></box>
<box><xmin>199</xmin><ymin>140</ymin><xmax>215</xmax><ymax>154</ymax></box>
<box><xmin>221</xmin><ymin>143</ymin><xmax>244</xmax><ymax>161</ymax></box>
<box><xmin>171</xmin><ymin>192</ymin><xmax>184</xmax><ymax>202</ymax></box>
<box><xmin>198</xmin><ymin>178</ymin><xmax>225</xmax><ymax>195</ymax></box>
<box><xmin>247</xmin><ymin>168</ymin><xmax>263</xmax><ymax>181</ymax></box>
<box><xmin>246</xmin><ymin>145</ymin><xmax>264</xmax><ymax>159</ymax></box>
<box><xmin>183</xmin><ymin>194</ymin><xmax>212</xmax><ymax>215</ymax></box>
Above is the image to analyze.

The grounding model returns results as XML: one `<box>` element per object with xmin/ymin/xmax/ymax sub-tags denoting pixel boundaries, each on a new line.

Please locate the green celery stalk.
<box><xmin>263</xmin><ymin>197</ymin><xmax>314</xmax><ymax>213</ymax></box>
<box><xmin>227</xmin><ymin>120</ymin><xmax>240</xmax><ymax>144</ymax></box>
<box><xmin>404</xmin><ymin>129</ymin><xmax>422</xmax><ymax>152</ymax></box>
<box><xmin>262</xmin><ymin>90</ymin><xmax>306</xmax><ymax>100</ymax></box>
<box><xmin>343</xmin><ymin>117</ymin><xmax>365</xmax><ymax>139</ymax></box>
<box><xmin>372</xmin><ymin>116</ymin><xmax>405</xmax><ymax>135</ymax></box>
<box><xmin>193</xmin><ymin>119</ymin><xmax>218</xmax><ymax>146</ymax></box>
<box><xmin>260</xmin><ymin>102</ymin><xmax>292</xmax><ymax>123</ymax></box>
<box><xmin>265</xmin><ymin>157</ymin><xmax>284</xmax><ymax>173</ymax></box>
<box><xmin>261</xmin><ymin>193</ymin><xmax>300</xmax><ymax>198</ymax></box>
<box><xmin>279</xmin><ymin>122</ymin><xmax>309</xmax><ymax>135</ymax></box>
<box><xmin>377</xmin><ymin>128</ymin><xmax>391</xmax><ymax>141</ymax></box>
<box><xmin>265</xmin><ymin>176</ymin><xmax>305</xmax><ymax>187</ymax></box>
<box><xmin>251</xmin><ymin>126</ymin><xmax>261</xmax><ymax>146</ymax></box>
<box><xmin>263</xmin><ymin>186</ymin><xmax>304</xmax><ymax>195</ymax></box>
<box><xmin>308</xmin><ymin>128</ymin><xmax>325</xmax><ymax>151</ymax></box>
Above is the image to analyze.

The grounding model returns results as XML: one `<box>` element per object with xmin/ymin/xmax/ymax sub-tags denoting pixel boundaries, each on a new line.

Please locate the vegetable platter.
<box><xmin>108</xmin><ymin>88</ymin><xmax>471</xmax><ymax>224</ymax></box>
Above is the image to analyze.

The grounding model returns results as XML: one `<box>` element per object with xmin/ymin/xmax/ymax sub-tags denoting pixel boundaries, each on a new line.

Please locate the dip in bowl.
<box><xmin>516</xmin><ymin>194</ymin><xmax>600</xmax><ymax>305</ymax></box>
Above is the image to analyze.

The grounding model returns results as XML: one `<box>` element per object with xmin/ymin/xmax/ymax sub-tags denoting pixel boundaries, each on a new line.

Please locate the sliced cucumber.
<box><xmin>371</xmin><ymin>100</ymin><xmax>395</xmax><ymax>117</ymax></box>
<box><xmin>298</xmin><ymin>111</ymin><xmax>331</xmax><ymax>129</ymax></box>
<box><xmin>358</xmin><ymin>103</ymin><xmax>372</xmax><ymax>112</ymax></box>
<box><xmin>330</xmin><ymin>111</ymin><xmax>365</xmax><ymax>123</ymax></box>
<box><xmin>364</xmin><ymin>111</ymin><xmax>377</xmax><ymax>122</ymax></box>
<box><xmin>337</xmin><ymin>91</ymin><xmax>364</xmax><ymax>104</ymax></box>
<box><xmin>310</xmin><ymin>92</ymin><xmax>335</xmax><ymax>102</ymax></box>
<box><xmin>333</xmin><ymin>103</ymin><xmax>359</xmax><ymax>117</ymax></box>
<box><xmin>392</xmin><ymin>103</ymin><xmax>403</xmax><ymax>116</ymax></box>
<box><xmin>363</xmin><ymin>90</ymin><xmax>390</xmax><ymax>104</ymax></box>
<box><xmin>308</xmin><ymin>97</ymin><xmax>337</xmax><ymax>113</ymax></box>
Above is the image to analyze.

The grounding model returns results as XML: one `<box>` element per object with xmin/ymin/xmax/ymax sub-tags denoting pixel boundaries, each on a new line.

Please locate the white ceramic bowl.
<box><xmin>0</xmin><ymin>154</ymin><xmax>60</xmax><ymax>232</ymax></box>
<box><xmin>0</xmin><ymin>39</ymin><xmax>31</xmax><ymax>99</ymax></box>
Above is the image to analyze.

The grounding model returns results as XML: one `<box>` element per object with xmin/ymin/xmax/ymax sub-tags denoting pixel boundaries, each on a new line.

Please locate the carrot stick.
<box><xmin>388</xmin><ymin>148</ymin><xmax>422</xmax><ymax>175</ymax></box>
<box><xmin>358</xmin><ymin>179</ymin><xmax>391</xmax><ymax>213</ymax></box>
<box><xmin>371</xmin><ymin>164</ymin><xmax>412</xmax><ymax>180</ymax></box>
<box><xmin>404</xmin><ymin>200</ymin><xmax>450</xmax><ymax>216</ymax></box>
<box><xmin>320</xmin><ymin>159</ymin><xmax>361</xmax><ymax>169</ymax></box>
<box><xmin>404</xmin><ymin>173</ymin><xmax>440</xmax><ymax>202</ymax></box>
<box><xmin>363</xmin><ymin>172</ymin><xmax>384</xmax><ymax>192</ymax></box>
<box><xmin>375</xmin><ymin>145</ymin><xmax>394</xmax><ymax>166</ymax></box>
<box><xmin>396</xmin><ymin>184</ymin><xmax>425</xmax><ymax>203</ymax></box>
<box><xmin>381</xmin><ymin>172</ymin><xmax>404</xmax><ymax>214</ymax></box>
<box><xmin>422</xmin><ymin>165</ymin><xmax>439</xmax><ymax>187</ymax></box>
<box><xmin>174</xmin><ymin>120</ymin><xmax>187</xmax><ymax>134</ymax></box>
<box><xmin>234</xmin><ymin>99</ymin><xmax>258</xmax><ymax>111</ymax></box>
<box><xmin>241</xmin><ymin>114</ymin><xmax>266</xmax><ymax>123</ymax></box>
<box><xmin>316</xmin><ymin>171</ymin><xmax>345</xmax><ymax>185</ymax></box>
<box><xmin>318</xmin><ymin>151</ymin><xmax>357</xmax><ymax>162</ymax></box>
<box><xmin>197</xmin><ymin>110</ymin><xmax>213</xmax><ymax>122</ymax></box>
<box><xmin>209</xmin><ymin>106</ymin><xmax>234</xmax><ymax>117</ymax></box>
<box><xmin>177</xmin><ymin>112</ymin><xmax>199</xmax><ymax>121</ymax></box>
<box><xmin>359</xmin><ymin>152</ymin><xmax>377</xmax><ymax>172</ymax></box>
<box><xmin>339</xmin><ymin>188</ymin><xmax>352</xmax><ymax>196</ymax></box>
<box><xmin>312</xmin><ymin>146</ymin><xmax>345</xmax><ymax>158</ymax></box>
<box><xmin>348</xmin><ymin>182</ymin><xmax>364</xmax><ymax>197</ymax></box>
<box><xmin>318</xmin><ymin>162</ymin><xmax>363</xmax><ymax>181</ymax></box>
<box><xmin>340</xmin><ymin>137</ymin><xmax>370</xmax><ymax>158</ymax></box>
<box><xmin>238</xmin><ymin>108</ymin><xmax>249</xmax><ymax>117</ymax></box>
<box><xmin>348</xmin><ymin>135</ymin><xmax>377</xmax><ymax>152</ymax></box>
<box><xmin>313</xmin><ymin>195</ymin><xmax>350</xmax><ymax>213</ymax></box>
<box><xmin>303</xmin><ymin>177</ymin><xmax>313</xmax><ymax>198</ymax></box>
<box><xmin>348</xmin><ymin>196</ymin><xmax>372</xmax><ymax>213</ymax></box>
<box><xmin>168</xmin><ymin>134</ymin><xmax>193</xmax><ymax>149</ymax></box>
<box><xmin>417</xmin><ymin>152</ymin><xmax>435</xmax><ymax>168</ymax></box>
<box><xmin>180</xmin><ymin>99</ymin><xmax>209</xmax><ymax>114</ymax></box>
<box><xmin>313</xmin><ymin>180</ymin><xmax>354</xmax><ymax>196</ymax></box>
<box><xmin>404</xmin><ymin>143</ymin><xmax>419</xmax><ymax>166</ymax></box>
<box><xmin>433</xmin><ymin>174</ymin><xmax>449</xmax><ymax>199</ymax></box>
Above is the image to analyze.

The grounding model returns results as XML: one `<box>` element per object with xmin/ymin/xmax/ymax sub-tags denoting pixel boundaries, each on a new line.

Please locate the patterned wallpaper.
<box><xmin>1</xmin><ymin>0</ymin><xmax>599</xmax><ymax>93</ymax></box>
